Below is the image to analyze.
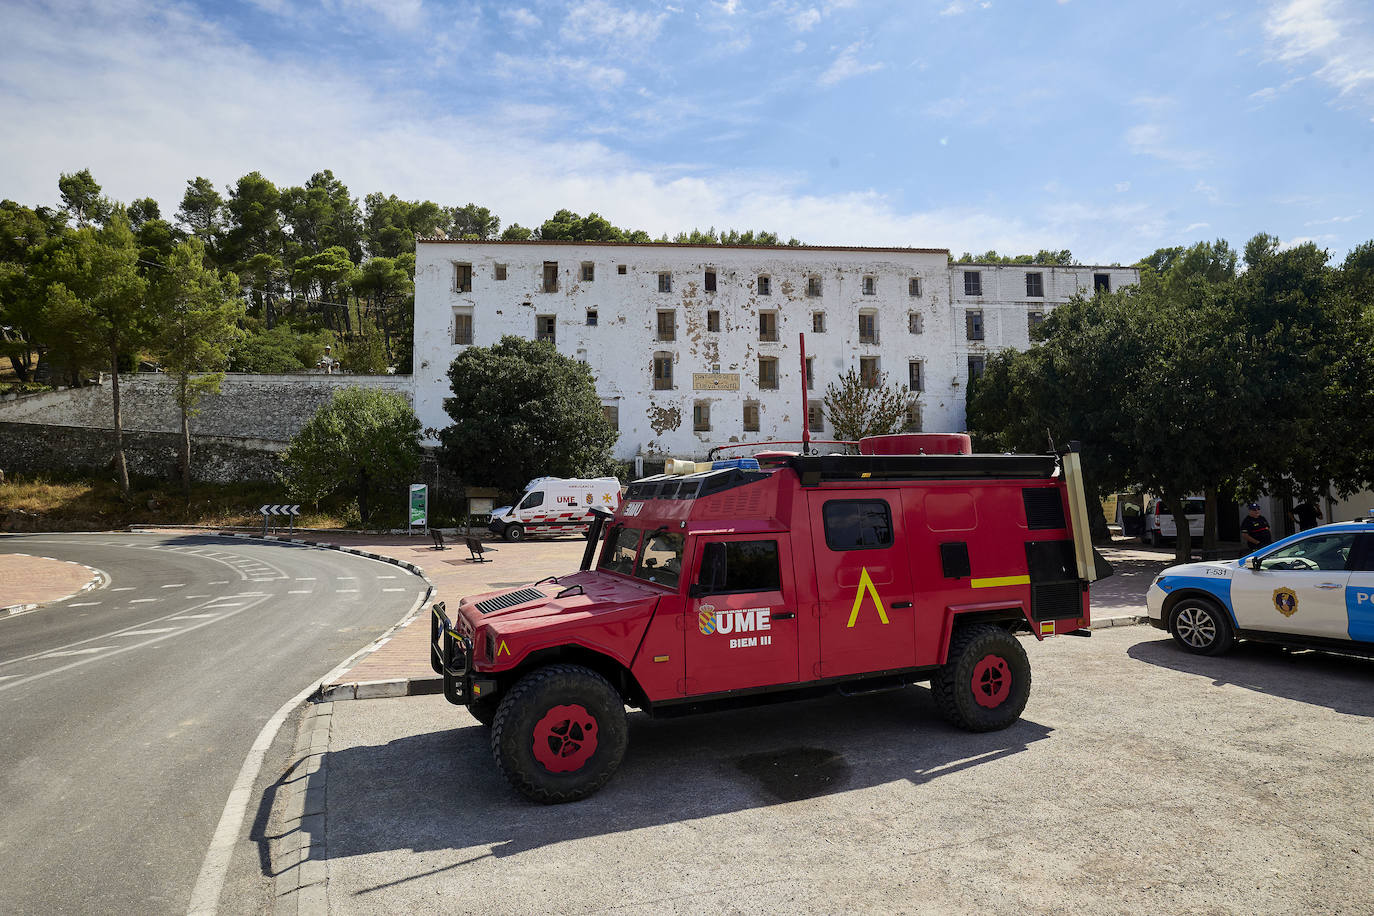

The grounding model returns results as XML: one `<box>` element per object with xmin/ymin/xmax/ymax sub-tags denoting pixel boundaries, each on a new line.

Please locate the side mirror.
<box><xmin>688</xmin><ymin>583</ymin><xmax>706</xmax><ymax>598</ymax></box>
<box><xmin>1249</xmin><ymin>556</ymin><xmax>1263</xmax><ymax>570</ymax></box>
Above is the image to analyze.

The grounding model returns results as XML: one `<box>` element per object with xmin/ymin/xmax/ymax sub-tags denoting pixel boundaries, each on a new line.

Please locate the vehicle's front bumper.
<box><xmin>1145</xmin><ymin>584</ymin><xmax>1167</xmax><ymax>629</ymax></box>
<box><xmin>430</xmin><ymin>602</ymin><xmax>473</xmax><ymax>705</ymax></box>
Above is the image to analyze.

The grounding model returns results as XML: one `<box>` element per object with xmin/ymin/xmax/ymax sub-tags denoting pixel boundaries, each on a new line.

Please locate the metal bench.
<box><xmin>430</xmin><ymin>528</ymin><xmax>447</xmax><ymax>550</ymax></box>
<box><xmin>465</xmin><ymin>536</ymin><xmax>490</xmax><ymax>563</ymax></box>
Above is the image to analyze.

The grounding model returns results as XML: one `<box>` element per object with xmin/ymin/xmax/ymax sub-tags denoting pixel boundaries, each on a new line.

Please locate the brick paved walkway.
<box><xmin>0</xmin><ymin>553</ymin><xmax>103</xmax><ymax>611</ymax></box>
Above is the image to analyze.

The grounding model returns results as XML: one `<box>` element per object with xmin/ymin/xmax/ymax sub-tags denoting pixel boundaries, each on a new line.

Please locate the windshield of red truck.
<box><xmin>635</xmin><ymin>530</ymin><xmax>684</xmax><ymax>588</ymax></box>
<box><xmin>599</xmin><ymin>526</ymin><xmax>641</xmax><ymax>575</ymax></box>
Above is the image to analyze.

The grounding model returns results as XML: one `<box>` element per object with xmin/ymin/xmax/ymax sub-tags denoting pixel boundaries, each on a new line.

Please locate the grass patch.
<box><xmin>0</xmin><ymin>471</ymin><xmax>408</xmax><ymax>531</ymax></box>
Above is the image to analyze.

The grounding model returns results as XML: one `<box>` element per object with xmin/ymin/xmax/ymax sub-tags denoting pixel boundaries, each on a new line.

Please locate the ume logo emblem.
<box><xmin>698</xmin><ymin>604</ymin><xmax>773</xmax><ymax>649</ymax></box>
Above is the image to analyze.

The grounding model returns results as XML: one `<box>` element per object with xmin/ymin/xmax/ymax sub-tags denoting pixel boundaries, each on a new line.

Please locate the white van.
<box><xmin>488</xmin><ymin>477</ymin><xmax>622</xmax><ymax>542</ymax></box>
<box><xmin>1142</xmin><ymin>495</ymin><xmax>1206</xmax><ymax>546</ymax></box>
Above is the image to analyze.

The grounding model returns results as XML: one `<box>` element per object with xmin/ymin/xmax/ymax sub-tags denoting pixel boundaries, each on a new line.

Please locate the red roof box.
<box><xmin>859</xmin><ymin>433</ymin><xmax>972</xmax><ymax>456</ymax></box>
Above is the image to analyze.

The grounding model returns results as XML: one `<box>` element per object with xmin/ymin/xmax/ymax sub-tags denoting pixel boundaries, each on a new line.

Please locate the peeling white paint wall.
<box><xmin>413</xmin><ymin>242</ymin><xmax>1139</xmax><ymax>460</ymax></box>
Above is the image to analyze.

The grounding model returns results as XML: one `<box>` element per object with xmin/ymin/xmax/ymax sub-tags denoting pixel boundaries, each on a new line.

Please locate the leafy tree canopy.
<box><xmin>955</xmin><ymin>249</ymin><xmax>1075</xmax><ymax>265</ymax></box>
<box><xmin>439</xmin><ymin>336</ymin><xmax>617</xmax><ymax>496</ymax></box>
<box><xmin>821</xmin><ymin>367</ymin><xmax>913</xmax><ymax>441</ymax></box>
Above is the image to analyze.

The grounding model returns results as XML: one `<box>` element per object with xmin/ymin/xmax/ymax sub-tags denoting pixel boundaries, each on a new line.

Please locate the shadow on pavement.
<box><xmin>1128</xmin><ymin>635</ymin><xmax>1374</xmax><ymax>718</ymax></box>
<box><xmin>324</xmin><ymin>687</ymin><xmax>1053</xmax><ymax>884</ymax></box>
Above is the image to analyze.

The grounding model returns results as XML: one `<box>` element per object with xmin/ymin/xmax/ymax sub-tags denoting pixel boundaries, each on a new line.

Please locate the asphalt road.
<box><xmin>320</xmin><ymin>626</ymin><xmax>1374</xmax><ymax>915</ymax></box>
<box><xmin>0</xmin><ymin>532</ymin><xmax>426</xmax><ymax>916</ymax></box>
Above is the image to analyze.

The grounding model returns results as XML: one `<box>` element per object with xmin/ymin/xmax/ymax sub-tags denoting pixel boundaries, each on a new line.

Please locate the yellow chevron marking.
<box><xmin>970</xmin><ymin>575</ymin><xmax>1032</xmax><ymax>588</ymax></box>
<box><xmin>846</xmin><ymin>567</ymin><xmax>890</xmax><ymax>628</ymax></box>
<box><xmin>497</xmin><ymin>640</ymin><xmax>511</xmax><ymax>657</ymax></box>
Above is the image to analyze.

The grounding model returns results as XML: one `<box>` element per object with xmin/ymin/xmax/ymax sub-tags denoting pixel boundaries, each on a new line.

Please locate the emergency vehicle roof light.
<box><xmin>711</xmin><ymin>458</ymin><xmax>761</xmax><ymax>471</ymax></box>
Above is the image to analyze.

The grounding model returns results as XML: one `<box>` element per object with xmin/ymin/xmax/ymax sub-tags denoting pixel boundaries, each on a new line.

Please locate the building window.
<box><xmin>707</xmin><ymin>310</ymin><xmax>720</xmax><ymax>332</ymax></box>
<box><xmin>743</xmin><ymin>402</ymin><xmax>760</xmax><ymax>432</ymax></box>
<box><xmin>705</xmin><ymin>269</ymin><xmax>716</xmax><ymax>292</ymax></box>
<box><xmin>759</xmin><ymin>356</ymin><xmax>779</xmax><ymax>390</ymax></box>
<box><xmin>1028</xmin><ymin>311</ymin><xmax>1045</xmax><ymax>334</ymax></box>
<box><xmin>658</xmin><ymin>272</ymin><xmax>672</xmax><ymax>293</ymax></box>
<box><xmin>536</xmin><ymin>315</ymin><xmax>556</xmax><ymax>343</ymax></box>
<box><xmin>759</xmin><ymin>311</ymin><xmax>778</xmax><ymax>341</ymax></box>
<box><xmin>908</xmin><ymin>277</ymin><xmax>921</xmax><ymax>297</ymax></box>
<box><xmin>903</xmin><ymin>403</ymin><xmax>922</xmax><ymax>433</ymax></box>
<box><xmin>908</xmin><ymin>360</ymin><xmax>923</xmax><ymax>392</ymax></box>
<box><xmin>807</xmin><ymin>404</ymin><xmax>824</xmax><ymax>433</ymax></box>
<box><xmin>494</xmin><ymin>263</ymin><xmax>507</xmax><ymax>281</ymax></box>
<box><xmin>862</xmin><ymin>275</ymin><xmax>876</xmax><ymax>295</ymax></box>
<box><xmin>860</xmin><ymin>357</ymin><xmax>880</xmax><ymax>388</ymax></box>
<box><xmin>859</xmin><ymin>311</ymin><xmax>877</xmax><ymax>344</ymax></box>
<box><xmin>656</xmin><ymin>310</ymin><xmax>676</xmax><ymax>341</ymax></box>
<box><xmin>694</xmin><ymin>401</ymin><xmax>711</xmax><ymax>432</ymax></box>
<box><xmin>543</xmin><ymin>262</ymin><xmax>558</xmax><ymax>292</ymax></box>
<box><xmin>586</xmin><ymin>309</ymin><xmax>598</xmax><ymax>327</ymax></box>
<box><xmin>653</xmin><ymin>353</ymin><xmax>673</xmax><ymax>390</ymax></box>
<box><xmin>758</xmin><ymin>275</ymin><xmax>772</xmax><ymax>296</ymax></box>
<box><xmin>603</xmin><ymin>405</ymin><xmax>619</xmax><ymax>430</ymax></box>
<box><xmin>968</xmin><ymin>355</ymin><xmax>986</xmax><ymax>382</ymax></box>
<box><xmin>966</xmin><ymin>310</ymin><xmax>984</xmax><ymax>341</ymax></box>
<box><xmin>805</xmin><ymin>357</ymin><xmax>815</xmax><ymax>390</ymax></box>
<box><xmin>581</xmin><ymin>262</ymin><xmax>595</xmax><ymax>282</ymax></box>
<box><xmin>453</xmin><ymin>263</ymin><xmax>472</xmax><ymax>293</ymax></box>
<box><xmin>1025</xmin><ymin>271</ymin><xmax>1044</xmax><ymax>297</ymax></box>
<box><xmin>617</xmin><ymin>264</ymin><xmax>627</xmax><ymax>275</ymax></box>
<box><xmin>908</xmin><ymin>313</ymin><xmax>924</xmax><ymax>334</ymax></box>
<box><xmin>1094</xmin><ymin>273</ymin><xmax>1111</xmax><ymax>292</ymax></box>
<box><xmin>452</xmin><ymin>311</ymin><xmax>473</xmax><ymax>345</ymax></box>
<box><xmin>964</xmin><ymin>270</ymin><xmax>982</xmax><ymax>296</ymax></box>
<box><xmin>807</xmin><ymin>275</ymin><xmax>822</xmax><ymax>297</ymax></box>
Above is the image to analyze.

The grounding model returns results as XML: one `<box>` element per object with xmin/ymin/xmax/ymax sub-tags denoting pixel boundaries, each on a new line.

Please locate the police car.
<box><xmin>1146</xmin><ymin>515</ymin><xmax>1374</xmax><ymax>656</ymax></box>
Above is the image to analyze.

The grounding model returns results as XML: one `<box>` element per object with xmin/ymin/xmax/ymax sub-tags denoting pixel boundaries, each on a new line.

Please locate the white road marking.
<box><xmin>336</xmin><ymin>589</ymin><xmax>359</xmax><ymax>593</ymax></box>
<box><xmin>170</xmin><ymin>614</ymin><xmax>218</xmax><ymax>619</ymax></box>
<box><xmin>67</xmin><ymin>601</ymin><xmax>101</xmax><ymax>607</ymax></box>
<box><xmin>295</xmin><ymin>577</ymin><xmax>316</xmax><ymax>581</ymax></box>
<box><xmin>336</xmin><ymin>576</ymin><xmax>356</xmax><ymax>580</ymax></box>
<box><xmin>229</xmin><ymin>593</ymin><xmax>268</xmax><ymax>597</ymax></box>
<box><xmin>0</xmin><ymin>675</ymin><xmax>18</xmax><ymax>682</ymax></box>
<box><xmin>129</xmin><ymin>598</ymin><xmax>159</xmax><ymax>604</ymax></box>
<box><xmin>207</xmin><ymin>580</ymin><xmax>229</xmax><ymax>585</ymax></box>
<box><xmin>377</xmin><ymin>575</ymin><xmax>397</xmax><ymax>579</ymax></box>
<box><xmin>202</xmin><ymin>603</ymin><xmax>244</xmax><ymax>608</ymax></box>
<box><xmin>111</xmin><ymin>587</ymin><xmax>135</xmax><ymax>592</ymax></box>
<box><xmin>161</xmin><ymin>584</ymin><xmax>186</xmax><ymax>589</ymax></box>
<box><xmin>287</xmin><ymin>590</ymin><xmax>311</xmax><ymax>594</ymax></box>
<box><xmin>185</xmin><ymin>595</ymin><xmax>209</xmax><ymax>599</ymax></box>
<box><xmin>41</xmin><ymin>647</ymin><xmax>113</xmax><ymax>658</ymax></box>
<box><xmin>119</xmin><ymin>628</ymin><xmax>177</xmax><ymax>636</ymax></box>
<box><xmin>382</xmin><ymin>588</ymin><xmax>405</xmax><ymax>592</ymax></box>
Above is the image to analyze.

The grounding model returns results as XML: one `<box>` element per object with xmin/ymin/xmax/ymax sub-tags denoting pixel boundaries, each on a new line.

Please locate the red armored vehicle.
<box><xmin>432</xmin><ymin>435</ymin><xmax>1107</xmax><ymax>803</ymax></box>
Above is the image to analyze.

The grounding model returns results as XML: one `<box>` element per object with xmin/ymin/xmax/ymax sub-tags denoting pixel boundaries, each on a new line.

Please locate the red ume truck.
<box><xmin>431</xmin><ymin>434</ymin><xmax>1107</xmax><ymax>803</ymax></box>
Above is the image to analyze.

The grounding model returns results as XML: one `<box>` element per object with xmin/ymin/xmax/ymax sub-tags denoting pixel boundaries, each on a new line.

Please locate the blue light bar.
<box><xmin>711</xmin><ymin>458</ymin><xmax>761</xmax><ymax>470</ymax></box>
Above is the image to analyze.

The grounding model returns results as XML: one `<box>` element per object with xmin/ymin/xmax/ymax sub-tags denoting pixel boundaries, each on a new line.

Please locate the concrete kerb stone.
<box><xmin>274</xmin><ymin>700</ymin><xmax>334</xmax><ymax>916</ymax></box>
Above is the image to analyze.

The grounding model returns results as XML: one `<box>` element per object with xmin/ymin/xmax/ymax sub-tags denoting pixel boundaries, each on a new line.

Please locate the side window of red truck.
<box><xmin>696</xmin><ymin>540</ymin><xmax>781</xmax><ymax>594</ymax></box>
<box><xmin>822</xmin><ymin>500</ymin><xmax>893</xmax><ymax>550</ymax></box>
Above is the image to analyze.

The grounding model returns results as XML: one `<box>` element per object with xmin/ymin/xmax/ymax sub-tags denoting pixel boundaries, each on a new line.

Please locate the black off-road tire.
<box><xmin>1168</xmin><ymin>597</ymin><xmax>1235</xmax><ymax>656</ymax></box>
<box><xmin>467</xmin><ymin>693</ymin><xmax>500</xmax><ymax>727</ymax></box>
<box><xmin>931</xmin><ymin>625</ymin><xmax>1032</xmax><ymax>732</ymax></box>
<box><xmin>491</xmin><ymin>664</ymin><xmax>628</xmax><ymax>804</ymax></box>
<box><xmin>504</xmin><ymin>525</ymin><xmax>525</xmax><ymax>543</ymax></box>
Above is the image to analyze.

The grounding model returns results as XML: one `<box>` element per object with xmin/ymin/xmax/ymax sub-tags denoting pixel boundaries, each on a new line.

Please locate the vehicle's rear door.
<box><xmin>1343</xmin><ymin>534</ymin><xmax>1374</xmax><ymax>642</ymax></box>
<box><xmin>684</xmin><ymin>535</ymin><xmax>799</xmax><ymax>693</ymax></box>
<box><xmin>808</xmin><ymin>491</ymin><xmax>917</xmax><ymax>678</ymax></box>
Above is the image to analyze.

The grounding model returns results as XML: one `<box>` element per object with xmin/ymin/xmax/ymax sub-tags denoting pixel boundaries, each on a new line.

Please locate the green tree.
<box><xmin>362</xmin><ymin>193</ymin><xmax>446</xmax><ymax>258</ymax></box>
<box><xmin>58</xmin><ymin>168</ymin><xmax>111</xmax><ymax>228</ymax></box>
<box><xmin>41</xmin><ymin>216</ymin><xmax>152</xmax><ymax>497</ymax></box>
<box><xmin>438</xmin><ymin>336</ymin><xmax>617</xmax><ymax>495</ymax></box>
<box><xmin>281</xmin><ymin>387</ymin><xmax>421</xmax><ymax>523</ymax></box>
<box><xmin>150</xmin><ymin>238</ymin><xmax>246</xmax><ymax>497</ymax></box>
<box><xmin>449</xmin><ymin>203</ymin><xmax>500</xmax><ymax>239</ymax></box>
<box><xmin>500</xmin><ymin>223</ymin><xmax>534</xmax><ymax>241</ymax></box>
<box><xmin>821</xmin><ymin>368</ymin><xmax>913</xmax><ymax>441</ymax></box>
<box><xmin>0</xmin><ymin>200</ymin><xmax>64</xmax><ymax>382</ymax></box>
<box><xmin>176</xmin><ymin>177</ymin><xmax>224</xmax><ymax>245</ymax></box>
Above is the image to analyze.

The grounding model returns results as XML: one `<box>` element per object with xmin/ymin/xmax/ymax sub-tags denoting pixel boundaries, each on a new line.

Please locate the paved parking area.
<box><xmin>312</xmin><ymin>626</ymin><xmax>1374</xmax><ymax>915</ymax></box>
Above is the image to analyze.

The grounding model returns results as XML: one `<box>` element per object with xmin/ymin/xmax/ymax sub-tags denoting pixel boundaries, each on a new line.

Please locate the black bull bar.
<box><xmin>429</xmin><ymin>602</ymin><xmax>471</xmax><ymax>705</ymax></box>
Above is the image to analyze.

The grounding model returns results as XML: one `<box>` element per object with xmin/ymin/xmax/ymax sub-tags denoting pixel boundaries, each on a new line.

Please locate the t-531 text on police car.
<box><xmin>1147</xmin><ymin>515</ymin><xmax>1374</xmax><ymax>656</ymax></box>
<box><xmin>431</xmin><ymin>435</ymin><xmax>1108</xmax><ymax>804</ymax></box>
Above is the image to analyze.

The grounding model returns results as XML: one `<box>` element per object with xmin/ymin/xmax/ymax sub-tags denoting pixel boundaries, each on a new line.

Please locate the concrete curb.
<box><xmin>1088</xmin><ymin>614</ymin><xmax>1149</xmax><ymax>629</ymax></box>
<box><xmin>1</xmin><ymin>556</ymin><xmax>108</xmax><ymax>618</ymax></box>
<box><xmin>272</xmin><ymin>700</ymin><xmax>333</xmax><ymax>916</ymax></box>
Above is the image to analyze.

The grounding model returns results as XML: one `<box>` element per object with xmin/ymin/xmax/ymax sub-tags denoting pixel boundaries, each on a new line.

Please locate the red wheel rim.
<box><xmin>531</xmin><ymin>704</ymin><xmax>599</xmax><ymax>773</ymax></box>
<box><xmin>971</xmin><ymin>654</ymin><xmax>1011</xmax><ymax>709</ymax></box>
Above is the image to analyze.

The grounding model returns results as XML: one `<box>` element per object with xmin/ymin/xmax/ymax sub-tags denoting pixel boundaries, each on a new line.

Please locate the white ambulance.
<box><xmin>488</xmin><ymin>477</ymin><xmax>622</xmax><ymax>541</ymax></box>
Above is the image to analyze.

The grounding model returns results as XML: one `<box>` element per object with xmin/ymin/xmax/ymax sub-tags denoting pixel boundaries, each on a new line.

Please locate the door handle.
<box><xmin>1316</xmin><ymin>583</ymin><xmax>1342</xmax><ymax>589</ymax></box>
<box><xmin>773</xmin><ymin>611</ymin><xmax>796</xmax><ymax>620</ymax></box>
<box><xmin>891</xmin><ymin>601</ymin><xmax>913</xmax><ymax>609</ymax></box>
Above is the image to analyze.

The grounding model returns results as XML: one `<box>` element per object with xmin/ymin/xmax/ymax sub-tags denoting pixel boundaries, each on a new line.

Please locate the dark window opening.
<box><xmin>696</xmin><ymin>540</ymin><xmax>781</xmax><ymax>594</ymax></box>
<box><xmin>823</xmin><ymin>500</ymin><xmax>893</xmax><ymax>551</ymax></box>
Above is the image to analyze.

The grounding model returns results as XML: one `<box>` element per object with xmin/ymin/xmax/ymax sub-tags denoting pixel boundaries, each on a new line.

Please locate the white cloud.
<box><xmin>1263</xmin><ymin>0</ymin><xmax>1374</xmax><ymax>107</ymax></box>
<box><xmin>491</xmin><ymin>52</ymin><xmax>627</xmax><ymax>92</ymax></box>
<box><xmin>939</xmin><ymin>0</ymin><xmax>990</xmax><ymax>13</ymax></box>
<box><xmin>1125</xmin><ymin>123</ymin><xmax>1208</xmax><ymax>168</ymax></box>
<box><xmin>562</xmin><ymin>0</ymin><xmax>667</xmax><ymax>43</ymax></box>
<box><xmin>1193</xmin><ymin>180</ymin><xmax>1222</xmax><ymax>204</ymax></box>
<box><xmin>1304</xmin><ymin>212</ymin><xmax>1360</xmax><ymax>225</ymax></box>
<box><xmin>326</xmin><ymin>0</ymin><xmax>427</xmax><ymax>32</ymax></box>
<box><xmin>790</xmin><ymin>7</ymin><xmax>822</xmax><ymax>30</ymax></box>
<box><xmin>501</xmin><ymin>8</ymin><xmax>541</xmax><ymax>29</ymax></box>
<box><xmin>1114</xmin><ymin>181</ymin><xmax>1131</xmax><ymax>192</ymax></box>
<box><xmin>1182</xmin><ymin>222</ymin><xmax>1210</xmax><ymax>233</ymax></box>
<box><xmin>819</xmin><ymin>41</ymin><xmax>883</xmax><ymax>86</ymax></box>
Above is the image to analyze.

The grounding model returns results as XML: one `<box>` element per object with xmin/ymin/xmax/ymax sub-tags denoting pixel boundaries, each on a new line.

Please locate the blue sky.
<box><xmin>3</xmin><ymin>0</ymin><xmax>1371</xmax><ymax>264</ymax></box>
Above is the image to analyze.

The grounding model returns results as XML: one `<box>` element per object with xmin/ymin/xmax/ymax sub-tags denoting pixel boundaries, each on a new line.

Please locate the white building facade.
<box><xmin>412</xmin><ymin>240</ymin><xmax>1138</xmax><ymax>460</ymax></box>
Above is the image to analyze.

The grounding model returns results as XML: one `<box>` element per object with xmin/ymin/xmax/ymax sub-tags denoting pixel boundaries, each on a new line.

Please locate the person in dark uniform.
<box><xmin>1290</xmin><ymin>499</ymin><xmax>1323</xmax><ymax>532</ymax></box>
<box><xmin>1240</xmin><ymin>503</ymin><xmax>1272</xmax><ymax>549</ymax></box>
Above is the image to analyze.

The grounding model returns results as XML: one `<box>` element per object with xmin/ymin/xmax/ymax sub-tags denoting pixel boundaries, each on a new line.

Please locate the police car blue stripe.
<box><xmin>1157</xmin><ymin>574</ymin><xmax>1237</xmax><ymax>625</ymax></box>
<box><xmin>1347</xmin><ymin>585</ymin><xmax>1374</xmax><ymax>642</ymax></box>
